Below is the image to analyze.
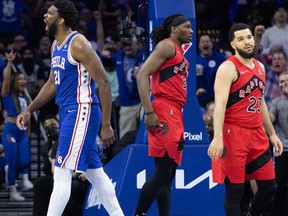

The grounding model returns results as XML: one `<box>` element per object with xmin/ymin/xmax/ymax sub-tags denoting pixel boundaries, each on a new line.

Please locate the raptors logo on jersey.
<box><xmin>224</xmin><ymin>56</ymin><xmax>266</xmax><ymax>128</ymax></box>
<box><xmin>151</xmin><ymin>38</ymin><xmax>189</xmax><ymax>109</ymax></box>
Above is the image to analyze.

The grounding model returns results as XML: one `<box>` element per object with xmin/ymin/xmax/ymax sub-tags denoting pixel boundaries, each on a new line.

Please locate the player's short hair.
<box><xmin>53</xmin><ymin>0</ymin><xmax>79</xmax><ymax>29</ymax></box>
<box><xmin>229</xmin><ymin>23</ymin><xmax>252</xmax><ymax>42</ymax></box>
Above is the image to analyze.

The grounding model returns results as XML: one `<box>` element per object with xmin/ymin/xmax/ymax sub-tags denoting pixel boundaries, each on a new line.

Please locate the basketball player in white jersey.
<box><xmin>16</xmin><ymin>0</ymin><xmax>124</xmax><ymax>215</ymax></box>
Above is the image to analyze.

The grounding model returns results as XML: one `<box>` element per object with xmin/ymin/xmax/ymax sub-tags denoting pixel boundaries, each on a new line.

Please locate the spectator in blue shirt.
<box><xmin>196</xmin><ymin>34</ymin><xmax>226</xmax><ymax>108</ymax></box>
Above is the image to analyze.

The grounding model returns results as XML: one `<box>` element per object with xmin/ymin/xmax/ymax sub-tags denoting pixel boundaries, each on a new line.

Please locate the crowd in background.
<box><xmin>0</xmin><ymin>0</ymin><xmax>287</xmax><ymax>215</ymax></box>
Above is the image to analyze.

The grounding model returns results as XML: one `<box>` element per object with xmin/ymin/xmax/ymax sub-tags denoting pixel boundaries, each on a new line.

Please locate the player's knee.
<box><xmin>225</xmin><ymin>184</ymin><xmax>244</xmax><ymax>200</ymax></box>
<box><xmin>266</xmin><ymin>183</ymin><xmax>277</xmax><ymax>197</ymax></box>
<box><xmin>257</xmin><ymin>179</ymin><xmax>277</xmax><ymax>197</ymax></box>
<box><xmin>224</xmin><ymin>183</ymin><xmax>244</xmax><ymax>211</ymax></box>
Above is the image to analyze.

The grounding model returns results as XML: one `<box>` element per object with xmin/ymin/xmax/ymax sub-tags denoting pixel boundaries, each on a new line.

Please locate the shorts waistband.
<box><xmin>224</xmin><ymin>122</ymin><xmax>262</xmax><ymax>129</ymax></box>
<box><xmin>154</xmin><ymin>97</ymin><xmax>184</xmax><ymax>111</ymax></box>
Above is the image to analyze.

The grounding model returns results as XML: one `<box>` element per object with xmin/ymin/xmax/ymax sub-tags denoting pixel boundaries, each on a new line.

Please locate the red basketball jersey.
<box><xmin>151</xmin><ymin>38</ymin><xmax>189</xmax><ymax>108</ymax></box>
<box><xmin>224</xmin><ymin>56</ymin><xmax>266</xmax><ymax>128</ymax></box>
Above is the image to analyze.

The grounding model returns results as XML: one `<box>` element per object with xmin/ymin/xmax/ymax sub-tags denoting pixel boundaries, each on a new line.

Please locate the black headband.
<box><xmin>167</xmin><ymin>16</ymin><xmax>189</xmax><ymax>29</ymax></box>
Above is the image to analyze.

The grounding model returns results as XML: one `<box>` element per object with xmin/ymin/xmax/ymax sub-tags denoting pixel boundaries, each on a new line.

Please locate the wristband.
<box><xmin>145</xmin><ymin>111</ymin><xmax>154</xmax><ymax>115</ymax></box>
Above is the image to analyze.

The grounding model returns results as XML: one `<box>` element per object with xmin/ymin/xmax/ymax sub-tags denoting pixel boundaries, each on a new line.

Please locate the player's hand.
<box><xmin>100</xmin><ymin>124</ymin><xmax>115</xmax><ymax>149</ymax></box>
<box><xmin>78</xmin><ymin>173</ymin><xmax>87</xmax><ymax>181</ymax></box>
<box><xmin>144</xmin><ymin>112</ymin><xmax>163</xmax><ymax>132</ymax></box>
<box><xmin>270</xmin><ymin>133</ymin><xmax>283</xmax><ymax>157</ymax></box>
<box><xmin>16</xmin><ymin>111</ymin><xmax>31</xmax><ymax>130</ymax></box>
<box><xmin>207</xmin><ymin>137</ymin><xmax>224</xmax><ymax>160</ymax></box>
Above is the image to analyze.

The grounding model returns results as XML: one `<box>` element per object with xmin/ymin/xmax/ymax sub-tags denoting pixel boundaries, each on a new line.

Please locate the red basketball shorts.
<box><xmin>148</xmin><ymin>98</ymin><xmax>184</xmax><ymax>165</ymax></box>
<box><xmin>212</xmin><ymin>123</ymin><xmax>275</xmax><ymax>184</ymax></box>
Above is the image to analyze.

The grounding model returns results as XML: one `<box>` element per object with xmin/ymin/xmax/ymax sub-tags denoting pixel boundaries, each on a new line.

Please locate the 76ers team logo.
<box><xmin>56</xmin><ymin>151</ymin><xmax>63</xmax><ymax>164</ymax></box>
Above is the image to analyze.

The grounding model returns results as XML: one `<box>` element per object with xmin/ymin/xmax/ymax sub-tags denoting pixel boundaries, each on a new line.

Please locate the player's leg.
<box><xmin>134</xmin><ymin>152</ymin><xmax>175</xmax><ymax>216</ymax></box>
<box><xmin>224</xmin><ymin>177</ymin><xmax>245</xmax><ymax>216</ymax></box>
<box><xmin>220</xmin><ymin>124</ymin><xmax>247</xmax><ymax>216</ymax></box>
<box><xmin>156</xmin><ymin>162</ymin><xmax>177</xmax><ymax>216</ymax></box>
<box><xmin>86</xmin><ymin>167</ymin><xmax>124</xmax><ymax>216</ymax></box>
<box><xmin>247</xmin><ymin>127</ymin><xmax>277</xmax><ymax>216</ymax></box>
<box><xmin>47</xmin><ymin>167</ymin><xmax>73</xmax><ymax>216</ymax></box>
<box><xmin>248</xmin><ymin>179</ymin><xmax>277</xmax><ymax>216</ymax></box>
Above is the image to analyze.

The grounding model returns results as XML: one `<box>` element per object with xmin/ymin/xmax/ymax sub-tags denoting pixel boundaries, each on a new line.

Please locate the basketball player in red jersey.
<box><xmin>208</xmin><ymin>23</ymin><xmax>283</xmax><ymax>216</ymax></box>
<box><xmin>134</xmin><ymin>14</ymin><xmax>192</xmax><ymax>216</ymax></box>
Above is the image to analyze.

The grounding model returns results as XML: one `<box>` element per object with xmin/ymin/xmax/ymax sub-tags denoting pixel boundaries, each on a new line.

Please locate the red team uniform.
<box><xmin>148</xmin><ymin>38</ymin><xmax>189</xmax><ymax>165</ymax></box>
<box><xmin>212</xmin><ymin>56</ymin><xmax>275</xmax><ymax>184</ymax></box>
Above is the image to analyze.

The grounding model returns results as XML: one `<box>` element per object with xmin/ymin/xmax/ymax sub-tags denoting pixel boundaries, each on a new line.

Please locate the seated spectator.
<box><xmin>205</xmin><ymin>100</ymin><xmax>215</xmax><ymax>119</ymax></box>
<box><xmin>202</xmin><ymin>114</ymin><xmax>213</xmax><ymax>142</ymax></box>
<box><xmin>40</xmin><ymin>115</ymin><xmax>59</xmax><ymax>176</ymax></box>
<box><xmin>203</xmin><ymin>100</ymin><xmax>215</xmax><ymax>142</ymax></box>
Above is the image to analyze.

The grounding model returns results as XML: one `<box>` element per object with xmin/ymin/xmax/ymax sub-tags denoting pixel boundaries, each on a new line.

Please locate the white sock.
<box><xmin>5</xmin><ymin>165</ymin><xmax>8</xmax><ymax>185</ymax></box>
<box><xmin>86</xmin><ymin>168</ymin><xmax>124</xmax><ymax>216</ymax></box>
<box><xmin>47</xmin><ymin>167</ymin><xmax>73</xmax><ymax>216</ymax></box>
<box><xmin>22</xmin><ymin>173</ymin><xmax>29</xmax><ymax>182</ymax></box>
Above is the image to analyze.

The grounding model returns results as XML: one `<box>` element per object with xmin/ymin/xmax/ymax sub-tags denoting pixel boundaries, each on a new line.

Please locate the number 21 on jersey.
<box><xmin>54</xmin><ymin>70</ymin><xmax>61</xmax><ymax>85</ymax></box>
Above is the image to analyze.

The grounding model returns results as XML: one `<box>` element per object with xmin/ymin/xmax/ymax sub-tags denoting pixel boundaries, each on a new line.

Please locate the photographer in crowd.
<box><xmin>102</xmin><ymin>17</ymin><xmax>146</xmax><ymax>139</ymax></box>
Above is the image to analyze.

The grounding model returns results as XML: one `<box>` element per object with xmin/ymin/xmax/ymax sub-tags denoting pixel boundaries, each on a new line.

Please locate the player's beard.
<box><xmin>236</xmin><ymin>46</ymin><xmax>256</xmax><ymax>59</ymax></box>
<box><xmin>46</xmin><ymin>23</ymin><xmax>57</xmax><ymax>38</ymax></box>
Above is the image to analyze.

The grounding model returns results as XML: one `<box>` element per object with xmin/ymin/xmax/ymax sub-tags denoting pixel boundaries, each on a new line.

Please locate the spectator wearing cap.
<box><xmin>102</xmin><ymin>35</ymin><xmax>146</xmax><ymax>139</ymax></box>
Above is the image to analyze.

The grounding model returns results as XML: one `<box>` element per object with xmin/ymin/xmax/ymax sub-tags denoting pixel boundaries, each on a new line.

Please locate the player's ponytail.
<box><xmin>151</xmin><ymin>14</ymin><xmax>189</xmax><ymax>45</ymax></box>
